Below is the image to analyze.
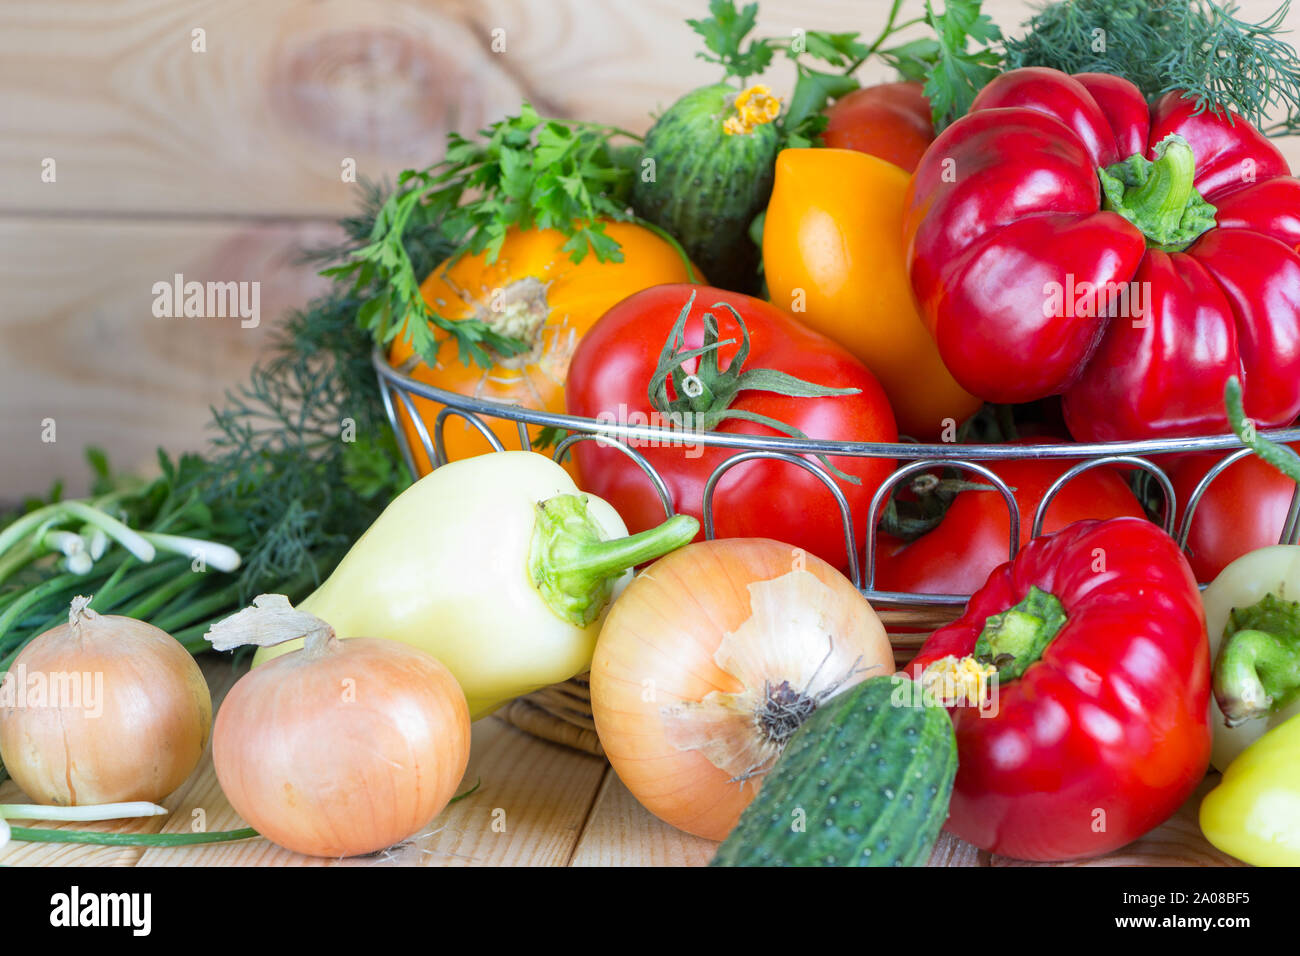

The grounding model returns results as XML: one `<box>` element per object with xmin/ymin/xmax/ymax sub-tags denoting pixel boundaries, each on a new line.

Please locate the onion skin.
<box><xmin>590</xmin><ymin>538</ymin><xmax>893</xmax><ymax>842</ymax></box>
<box><xmin>0</xmin><ymin>613</ymin><xmax>211</xmax><ymax>806</ymax></box>
<box><xmin>214</xmin><ymin>637</ymin><xmax>470</xmax><ymax>858</ymax></box>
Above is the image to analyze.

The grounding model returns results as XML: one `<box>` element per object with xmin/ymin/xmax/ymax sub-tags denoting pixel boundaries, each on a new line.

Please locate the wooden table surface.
<box><xmin>0</xmin><ymin>655</ymin><xmax>1242</xmax><ymax>867</ymax></box>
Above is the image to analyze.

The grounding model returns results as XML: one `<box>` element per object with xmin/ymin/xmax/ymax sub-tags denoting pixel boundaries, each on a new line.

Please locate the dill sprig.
<box><xmin>1004</xmin><ymin>0</ymin><xmax>1300</xmax><ymax>134</ymax></box>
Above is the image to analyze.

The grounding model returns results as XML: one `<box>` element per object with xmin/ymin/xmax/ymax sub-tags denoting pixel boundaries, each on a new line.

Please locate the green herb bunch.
<box><xmin>326</xmin><ymin>105</ymin><xmax>643</xmax><ymax>370</ymax></box>
<box><xmin>1004</xmin><ymin>0</ymin><xmax>1300</xmax><ymax>134</ymax></box>
<box><xmin>686</xmin><ymin>0</ymin><xmax>1003</xmax><ymax>138</ymax></box>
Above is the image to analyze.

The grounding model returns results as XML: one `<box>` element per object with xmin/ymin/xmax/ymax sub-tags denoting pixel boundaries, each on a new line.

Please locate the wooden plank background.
<box><xmin>3</xmin><ymin>0</ymin><xmax>1300</xmax><ymax>498</ymax></box>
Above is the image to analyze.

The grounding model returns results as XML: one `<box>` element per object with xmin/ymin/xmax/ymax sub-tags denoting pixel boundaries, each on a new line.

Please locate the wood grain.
<box><xmin>0</xmin><ymin>217</ymin><xmax>339</xmax><ymax>499</ymax></box>
<box><xmin>570</xmin><ymin>771</ymin><xmax>718</xmax><ymax>867</ymax></box>
<box><xmin>1</xmin><ymin>654</ymin><xmax>1246</xmax><ymax>867</ymax></box>
<box><xmin>0</xmin><ymin>0</ymin><xmax>525</xmax><ymax>218</ymax></box>
<box><xmin>3</xmin><ymin>0</ymin><xmax>1298</xmax><ymax>220</ymax></box>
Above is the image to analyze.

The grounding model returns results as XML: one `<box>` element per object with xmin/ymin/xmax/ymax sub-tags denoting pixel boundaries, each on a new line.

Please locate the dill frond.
<box><xmin>1004</xmin><ymin>0</ymin><xmax>1300</xmax><ymax>134</ymax></box>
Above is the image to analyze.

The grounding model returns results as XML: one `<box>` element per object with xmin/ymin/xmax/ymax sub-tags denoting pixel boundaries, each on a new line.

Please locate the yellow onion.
<box><xmin>208</xmin><ymin>595</ymin><xmax>470</xmax><ymax>858</ymax></box>
<box><xmin>590</xmin><ymin>538</ymin><xmax>893</xmax><ymax>841</ymax></box>
<box><xmin>0</xmin><ymin>596</ymin><xmax>211</xmax><ymax>806</ymax></box>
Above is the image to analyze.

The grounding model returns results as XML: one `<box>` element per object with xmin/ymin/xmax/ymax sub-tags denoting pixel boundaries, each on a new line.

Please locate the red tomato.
<box><xmin>875</xmin><ymin>451</ymin><xmax>1146</xmax><ymax>594</ymax></box>
<box><xmin>822</xmin><ymin>81</ymin><xmax>935</xmax><ymax>172</ymax></box>
<box><xmin>1169</xmin><ymin>446</ymin><xmax>1300</xmax><ymax>582</ymax></box>
<box><xmin>566</xmin><ymin>284</ymin><xmax>897</xmax><ymax>571</ymax></box>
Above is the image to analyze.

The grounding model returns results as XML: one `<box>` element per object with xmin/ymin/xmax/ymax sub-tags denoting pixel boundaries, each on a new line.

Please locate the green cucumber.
<box><xmin>632</xmin><ymin>83</ymin><xmax>778</xmax><ymax>293</ymax></box>
<box><xmin>711</xmin><ymin>675</ymin><xmax>957</xmax><ymax>867</ymax></box>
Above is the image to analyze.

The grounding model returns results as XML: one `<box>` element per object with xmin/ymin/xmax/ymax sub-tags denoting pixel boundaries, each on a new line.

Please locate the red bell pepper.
<box><xmin>903</xmin><ymin>67</ymin><xmax>1300</xmax><ymax>441</ymax></box>
<box><xmin>906</xmin><ymin>517</ymin><xmax>1211</xmax><ymax>861</ymax></box>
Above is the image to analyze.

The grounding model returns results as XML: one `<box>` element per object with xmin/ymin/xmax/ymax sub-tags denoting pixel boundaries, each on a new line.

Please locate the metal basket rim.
<box><xmin>373</xmin><ymin>349</ymin><xmax>1300</xmax><ymax>610</ymax></box>
<box><xmin>374</xmin><ymin>350</ymin><xmax>1300</xmax><ymax>459</ymax></box>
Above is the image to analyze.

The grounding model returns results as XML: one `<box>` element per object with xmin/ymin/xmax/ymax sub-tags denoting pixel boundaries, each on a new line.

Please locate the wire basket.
<box><xmin>373</xmin><ymin>350</ymin><xmax>1300</xmax><ymax>755</ymax></box>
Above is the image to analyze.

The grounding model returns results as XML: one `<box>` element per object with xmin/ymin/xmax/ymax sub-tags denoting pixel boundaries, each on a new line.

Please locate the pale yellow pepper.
<box><xmin>1201</xmin><ymin>712</ymin><xmax>1300</xmax><ymax>866</ymax></box>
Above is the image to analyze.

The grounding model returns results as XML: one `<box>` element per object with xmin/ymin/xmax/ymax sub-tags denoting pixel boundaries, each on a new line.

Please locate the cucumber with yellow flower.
<box><xmin>630</xmin><ymin>2</ymin><xmax>900</xmax><ymax>295</ymax></box>
<box><xmin>632</xmin><ymin>82</ymin><xmax>781</xmax><ymax>293</ymax></box>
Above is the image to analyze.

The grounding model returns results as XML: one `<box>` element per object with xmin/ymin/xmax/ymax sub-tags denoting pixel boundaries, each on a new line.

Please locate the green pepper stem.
<box><xmin>974</xmin><ymin>586</ymin><xmax>1067</xmax><ymax>683</ymax></box>
<box><xmin>1100</xmin><ymin>135</ymin><xmax>1217</xmax><ymax>251</ymax></box>
<box><xmin>1213</xmin><ymin>592</ymin><xmax>1300</xmax><ymax>726</ymax></box>
<box><xmin>530</xmin><ymin>495</ymin><xmax>699</xmax><ymax>627</ymax></box>
<box><xmin>549</xmin><ymin>515</ymin><xmax>700</xmax><ymax>581</ymax></box>
<box><xmin>1214</xmin><ymin>629</ymin><xmax>1300</xmax><ymax>726</ymax></box>
<box><xmin>1225</xmin><ymin>376</ymin><xmax>1300</xmax><ymax>483</ymax></box>
<box><xmin>1124</xmin><ymin>138</ymin><xmax>1194</xmax><ymax>231</ymax></box>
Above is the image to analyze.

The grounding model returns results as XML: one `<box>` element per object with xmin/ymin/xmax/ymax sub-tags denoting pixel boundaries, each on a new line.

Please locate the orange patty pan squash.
<box><xmin>388</xmin><ymin>222</ymin><xmax>698</xmax><ymax>474</ymax></box>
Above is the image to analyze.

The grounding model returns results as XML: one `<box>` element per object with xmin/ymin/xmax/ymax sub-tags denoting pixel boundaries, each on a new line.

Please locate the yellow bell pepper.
<box><xmin>761</xmin><ymin>147</ymin><xmax>981</xmax><ymax>439</ymax></box>
<box><xmin>1201</xmin><ymin>711</ymin><xmax>1300</xmax><ymax>865</ymax></box>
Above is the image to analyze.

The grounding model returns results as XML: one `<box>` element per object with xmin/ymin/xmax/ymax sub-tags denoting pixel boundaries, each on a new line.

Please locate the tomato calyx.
<box><xmin>881</xmin><ymin>472</ymin><xmax>1008</xmax><ymax>540</ymax></box>
<box><xmin>1099</xmin><ymin>134</ymin><xmax>1217</xmax><ymax>252</ymax></box>
<box><xmin>647</xmin><ymin>290</ymin><xmax>864</xmax><ymax>482</ymax></box>
<box><xmin>974</xmin><ymin>586</ymin><xmax>1067</xmax><ymax>683</ymax></box>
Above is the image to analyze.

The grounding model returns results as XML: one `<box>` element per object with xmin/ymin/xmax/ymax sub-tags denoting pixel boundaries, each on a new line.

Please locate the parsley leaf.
<box><xmin>782</xmin><ymin>67</ymin><xmax>860</xmax><ymax>147</ymax></box>
<box><xmin>922</xmin><ymin>0</ymin><xmax>1004</xmax><ymax>131</ymax></box>
<box><xmin>797</xmin><ymin>31</ymin><xmax>872</xmax><ymax>69</ymax></box>
<box><xmin>687</xmin><ymin>1</ymin><xmax>774</xmax><ymax>82</ymax></box>
<box><xmin>878</xmin><ymin>37</ymin><xmax>944</xmax><ymax>83</ymax></box>
<box><xmin>325</xmin><ymin>106</ymin><xmax>640</xmax><ymax>370</ymax></box>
